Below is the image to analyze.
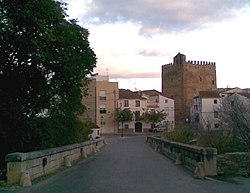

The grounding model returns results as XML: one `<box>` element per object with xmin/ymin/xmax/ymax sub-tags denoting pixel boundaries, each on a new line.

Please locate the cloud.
<box><xmin>138</xmin><ymin>49</ymin><xmax>166</xmax><ymax>57</ymax></box>
<box><xmin>82</xmin><ymin>0</ymin><xmax>250</xmax><ymax>35</ymax></box>
<box><xmin>109</xmin><ymin>71</ymin><xmax>160</xmax><ymax>79</ymax></box>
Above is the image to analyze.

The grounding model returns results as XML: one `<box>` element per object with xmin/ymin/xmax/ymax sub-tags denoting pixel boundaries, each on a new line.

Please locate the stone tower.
<box><xmin>162</xmin><ymin>53</ymin><xmax>217</xmax><ymax>122</ymax></box>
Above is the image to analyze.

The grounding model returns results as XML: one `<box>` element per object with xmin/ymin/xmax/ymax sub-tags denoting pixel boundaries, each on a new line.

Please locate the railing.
<box><xmin>146</xmin><ymin>136</ymin><xmax>217</xmax><ymax>178</ymax></box>
<box><xmin>5</xmin><ymin>138</ymin><xmax>106</xmax><ymax>185</ymax></box>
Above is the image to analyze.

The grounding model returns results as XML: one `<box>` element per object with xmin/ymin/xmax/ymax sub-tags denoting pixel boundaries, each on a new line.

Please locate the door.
<box><xmin>135</xmin><ymin>122</ymin><xmax>142</xmax><ymax>132</ymax></box>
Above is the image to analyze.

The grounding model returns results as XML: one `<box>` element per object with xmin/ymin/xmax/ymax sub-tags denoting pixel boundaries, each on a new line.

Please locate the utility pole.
<box><xmin>113</xmin><ymin>90</ymin><xmax>118</xmax><ymax>133</ymax></box>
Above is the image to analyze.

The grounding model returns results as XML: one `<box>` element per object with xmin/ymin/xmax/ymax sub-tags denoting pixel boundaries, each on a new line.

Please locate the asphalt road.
<box><xmin>4</xmin><ymin>135</ymin><xmax>250</xmax><ymax>193</ymax></box>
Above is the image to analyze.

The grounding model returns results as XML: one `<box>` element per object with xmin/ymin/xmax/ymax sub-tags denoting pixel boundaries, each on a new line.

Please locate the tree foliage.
<box><xmin>142</xmin><ymin>110</ymin><xmax>166</xmax><ymax>128</ymax></box>
<box><xmin>219</xmin><ymin>94</ymin><xmax>250</xmax><ymax>151</ymax></box>
<box><xmin>116</xmin><ymin>108</ymin><xmax>133</xmax><ymax>124</ymax></box>
<box><xmin>0</xmin><ymin>0</ymin><xmax>96</xmax><ymax>170</ymax></box>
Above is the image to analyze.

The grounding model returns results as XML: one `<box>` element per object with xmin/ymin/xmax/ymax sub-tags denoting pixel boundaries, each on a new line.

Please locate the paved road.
<box><xmin>4</xmin><ymin>135</ymin><xmax>250</xmax><ymax>193</ymax></box>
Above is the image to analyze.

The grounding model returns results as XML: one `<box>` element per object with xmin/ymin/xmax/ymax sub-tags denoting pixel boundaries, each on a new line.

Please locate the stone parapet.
<box><xmin>5</xmin><ymin>138</ymin><xmax>106</xmax><ymax>185</ymax></box>
<box><xmin>146</xmin><ymin>136</ymin><xmax>217</xmax><ymax>177</ymax></box>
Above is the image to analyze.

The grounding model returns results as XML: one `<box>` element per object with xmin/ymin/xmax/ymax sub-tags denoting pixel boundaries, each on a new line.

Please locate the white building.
<box><xmin>118</xmin><ymin>89</ymin><xmax>175</xmax><ymax>132</ymax></box>
<box><xmin>118</xmin><ymin>89</ymin><xmax>148</xmax><ymax>132</ymax></box>
<box><xmin>190</xmin><ymin>91</ymin><xmax>221</xmax><ymax>131</ymax></box>
<box><xmin>139</xmin><ymin>90</ymin><xmax>175</xmax><ymax>130</ymax></box>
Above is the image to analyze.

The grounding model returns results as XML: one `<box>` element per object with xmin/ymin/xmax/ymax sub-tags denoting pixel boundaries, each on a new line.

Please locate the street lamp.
<box><xmin>100</xmin><ymin>116</ymin><xmax>104</xmax><ymax>135</ymax></box>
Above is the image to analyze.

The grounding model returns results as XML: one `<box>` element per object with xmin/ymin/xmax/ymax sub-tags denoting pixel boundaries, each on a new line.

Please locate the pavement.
<box><xmin>1</xmin><ymin>135</ymin><xmax>250</xmax><ymax>193</ymax></box>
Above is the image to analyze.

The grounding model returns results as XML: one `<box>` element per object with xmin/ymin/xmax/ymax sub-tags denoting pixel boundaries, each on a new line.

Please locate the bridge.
<box><xmin>3</xmin><ymin>135</ymin><xmax>250</xmax><ymax>193</ymax></box>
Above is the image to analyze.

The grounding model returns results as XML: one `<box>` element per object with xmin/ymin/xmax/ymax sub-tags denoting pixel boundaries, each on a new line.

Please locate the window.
<box><xmin>100</xmin><ymin>105</ymin><xmax>106</xmax><ymax>114</ymax></box>
<box><xmin>135</xmin><ymin>100</ymin><xmax>140</xmax><ymax>107</ymax></box>
<box><xmin>214</xmin><ymin>99</ymin><xmax>217</xmax><ymax>104</ymax></box>
<box><xmin>165</xmin><ymin>99</ymin><xmax>168</xmax><ymax>103</ymax></box>
<box><xmin>124</xmin><ymin>100</ymin><xmax>129</xmax><ymax>107</ymax></box>
<box><xmin>214</xmin><ymin>111</ymin><xmax>218</xmax><ymax>118</ymax></box>
<box><xmin>99</xmin><ymin>90</ymin><xmax>106</xmax><ymax>100</ymax></box>
<box><xmin>199</xmin><ymin>77</ymin><xmax>202</xmax><ymax>82</ymax></box>
<box><xmin>212</xmin><ymin>80</ymin><xmax>215</xmax><ymax>85</ymax></box>
<box><xmin>124</xmin><ymin>124</ymin><xmax>129</xmax><ymax>129</ymax></box>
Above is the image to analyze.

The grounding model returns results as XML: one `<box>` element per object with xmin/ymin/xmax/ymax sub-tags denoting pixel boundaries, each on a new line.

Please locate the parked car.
<box><xmin>149</xmin><ymin>125</ymin><xmax>166</xmax><ymax>132</ymax></box>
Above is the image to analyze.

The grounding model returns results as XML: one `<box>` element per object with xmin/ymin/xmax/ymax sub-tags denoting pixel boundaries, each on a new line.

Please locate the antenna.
<box><xmin>106</xmin><ymin>68</ymin><xmax>109</xmax><ymax>76</ymax></box>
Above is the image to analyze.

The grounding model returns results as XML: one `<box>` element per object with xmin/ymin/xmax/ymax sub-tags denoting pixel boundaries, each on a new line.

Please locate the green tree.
<box><xmin>142</xmin><ymin>110</ymin><xmax>166</xmax><ymax>129</ymax></box>
<box><xmin>0</xmin><ymin>0</ymin><xmax>96</xmax><ymax>170</ymax></box>
<box><xmin>116</xmin><ymin>108</ymin><xmax>133</xmax><ymax>137</ymax></box>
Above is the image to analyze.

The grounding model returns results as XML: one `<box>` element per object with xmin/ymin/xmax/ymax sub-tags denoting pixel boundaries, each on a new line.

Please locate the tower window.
<box><xmin>212</xmin><ymin>80</ymin><xmax>215</xmax><ymax>85</ymax></box>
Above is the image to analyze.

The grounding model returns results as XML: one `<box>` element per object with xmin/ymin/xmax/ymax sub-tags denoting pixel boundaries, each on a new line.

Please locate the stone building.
<box><xmin>162</xmin><ymin>53</ymin><xmax>217</xmax><ymax>122</ymax></box>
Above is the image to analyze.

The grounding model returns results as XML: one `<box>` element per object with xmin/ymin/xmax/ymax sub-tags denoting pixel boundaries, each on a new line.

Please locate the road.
<box><xmin>3</xmin><ymin>135</ymin><xmax>250</xmax><ymax>193</ymax></box>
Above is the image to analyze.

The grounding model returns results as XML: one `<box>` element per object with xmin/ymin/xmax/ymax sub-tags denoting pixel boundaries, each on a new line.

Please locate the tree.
<box><xmin>142</xmin><ymin>110</ymin><xmax>166</xmax><ymax>129</ymax></box>
<box><xmin>0</xmin><ymin>0</ymin><xmax>96</xmax><ymax>171</ymax></box>
<box><xmin>116</xmin><ymin>108</ymin><xmax>133</xmax><ymax>137</ymax></box>
<box><xmin>219</xmin><ymin>93</ymin><xmax>250</xmax><ymax>151</ymax></box>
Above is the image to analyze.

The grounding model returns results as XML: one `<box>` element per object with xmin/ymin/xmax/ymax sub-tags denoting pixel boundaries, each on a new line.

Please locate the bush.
<box><xmin>166</xmin><ymin>126</ymin><xmax>195</xmax><ymax>144</ymax></box>
<box><xmin>197</xmin><ymin>131</ymin><xmax>244</xmax><ymax>154</ymax></box>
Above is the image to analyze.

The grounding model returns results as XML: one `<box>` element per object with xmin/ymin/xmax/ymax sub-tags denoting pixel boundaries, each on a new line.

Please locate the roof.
<box><xmin>119</xmin><ymin>89</ymin><xmax>146</xmax><ymax>100</ymax></box>
<box><xmin>138</xmin><ymin>89</ymin><xmax>161</xmax><ymax>97</ymax></box>
<box><xmin>199</xmin><ymin>91</ymin><xmax>220</xmax><ymax>98</ymax></box>
<box><xmin>238</xmin><ymin>93</ymin><xmax>250</xmax><ymax>99</ymax></box>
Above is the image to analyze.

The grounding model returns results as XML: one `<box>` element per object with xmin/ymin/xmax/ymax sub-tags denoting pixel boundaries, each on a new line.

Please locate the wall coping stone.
<box><xmin>5</xmin><ymin>138</ymin><xmax>104</xmax><ymax>162</ymax></box>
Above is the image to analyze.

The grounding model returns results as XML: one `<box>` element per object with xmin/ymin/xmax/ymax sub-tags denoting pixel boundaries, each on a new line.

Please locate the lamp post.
<box><xmin>100</xmin><ymin>116</ymin><xmax>104</xmax><ymax>135</ymax></box>
<box><xmin>121</xmin><ymin>115</ymin><xmax>124</xmax><ymax>137</ymax></box>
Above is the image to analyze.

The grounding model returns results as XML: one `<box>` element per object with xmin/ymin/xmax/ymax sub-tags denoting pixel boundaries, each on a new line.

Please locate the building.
<box><xmin>118</xmin><ymin>89</ymin><xmax>175</xmax><ymax>132</ymax></box>
<box><xmin>139</xmin><ymin>90</ymin><xmax>175</xmax><ymax>130</ymax></box>
<box><xmin>162</xmin><ymin>53</ymin><xmax>217</xmax><ymax>122</ymax></box>
<box><xmin>118</xmin><ymin>89</ymin><xmax>148</xmax><ymax>132</ymax></box>
<box><xmin>81</xmin><ymin>75</ymin><xmax>119</xmax><ymax>134</ymax></box>
<box><xmin>190</xmin><ymin>91</ymin><xmax>221</xmax><ymax>131</ymax></box>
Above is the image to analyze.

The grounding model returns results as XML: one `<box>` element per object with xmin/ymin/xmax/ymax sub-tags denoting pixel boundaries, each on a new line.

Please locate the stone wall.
<box><xmin>5</xmin><ymin>138</ymin><xmax>106</xmax><ymax>184</ymax></box>
<box><xmin>217</xmin><ymin>152</ymin><xmax>250</xmax><ymax>177</ymax></box>
<box><xmin>147</xmin><ymin>136</ymin><xmax>217</xmax><ymax>177</ymax></box>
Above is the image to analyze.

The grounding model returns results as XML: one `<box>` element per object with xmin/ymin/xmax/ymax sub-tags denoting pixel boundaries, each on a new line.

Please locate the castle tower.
<box><xmin>162</xmin><ymin>53</ymin><xmax>217</xmax><ymax>122</ymax></box>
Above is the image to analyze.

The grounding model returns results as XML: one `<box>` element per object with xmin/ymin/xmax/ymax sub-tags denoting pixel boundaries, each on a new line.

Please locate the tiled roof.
<box><xmin>119</xmin><ymin>89</ymin><xmax>146</xmax><ymax>100</ymax></box>
<box><xmin>199</xmin><ymin>91</ymin><xmax>220</xmax><ymax>98</ymax></box>
<box><xmin>139</xmin><ymin>89</ymin><xmax>161</xmax><ymax>96</ymax></box>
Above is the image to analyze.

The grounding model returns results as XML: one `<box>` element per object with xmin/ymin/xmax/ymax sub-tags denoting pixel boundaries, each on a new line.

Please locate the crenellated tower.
<box><xmin>162</xmin><ymin>53</ymin><xmax>217</xmax><ymax>122</ymax></box>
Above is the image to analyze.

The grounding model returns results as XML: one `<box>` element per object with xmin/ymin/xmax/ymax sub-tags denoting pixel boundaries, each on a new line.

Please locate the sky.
<box><xmin>64</xmin><ymin>0</ymin><xmax>250</xmax><ymax>91</ymax></box>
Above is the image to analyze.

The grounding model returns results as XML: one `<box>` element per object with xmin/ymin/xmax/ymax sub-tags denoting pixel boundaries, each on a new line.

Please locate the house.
<box><xmin>118</xmin><ymin>89</ymin><xmax>148</xmax><ymax>132</ymax></box>
<box><xmin>118</xmin><ymin>89</ymin><xmax>175</xmax><ymax>133</ymax></box>
<box><xmin>139</xmin><ymin>90</ymin><xmax>175</xmax><ymax>130</ymax></box>
<box><xmin>80</xmin><ymin>75</ymin><xmax>119</xmax><ymax>134</ymax></box>
<box><xmin>190</xmin><ymin>91</ymin><xmax>221</xmax><ymax>131</ymax></box>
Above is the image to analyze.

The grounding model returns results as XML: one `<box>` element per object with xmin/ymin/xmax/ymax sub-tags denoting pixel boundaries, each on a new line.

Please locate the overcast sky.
<box><xmin>65</xmin><ymin>0</ymin><xmax>250</xmax><ymax>91</ymax></box>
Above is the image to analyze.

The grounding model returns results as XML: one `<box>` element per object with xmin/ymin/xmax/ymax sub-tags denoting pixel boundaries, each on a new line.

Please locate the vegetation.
<box><xmin>142</xmin><ymin>110</ymin><xmax>166</xmax><ymax>129</ymax></box>
<box><xmin>197</xmin><ymin>131</ymin><xmax>243</xmax><ymax>154</ymax></box>
<box><xmin>219</xmin><ymin>94</ymin><xmax>250</xmax><ymax>151</ymax></box>
<box><xmin>0</xmin><ymin>0</ymin><xmax>96</xmax><ymax>175</ymax></box>
<box><xmin>166</xmin><ymin>124</ymin><xmax>195</xmax><ymax>144</ymax></box>
<box><xmin>116</xmin><ymin>108</ymin><xmax>133</xmax><ymax>136</ymax></box>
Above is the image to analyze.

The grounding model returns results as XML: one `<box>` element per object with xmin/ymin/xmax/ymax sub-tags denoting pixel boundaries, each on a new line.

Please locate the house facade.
<box><xmin>118</xmin><ymin>89</ymin><xmax>148</xmax><ymax>132</ymax></box>
<box><xmin>80</xmin><ymin>75</ymin><xmax>119</xmax><ymax>134</ymax></box>
<box><xmin>118</xmin><ymin>89</ymin><xmax>175</xmax><ymax>133</ymax></box>
<box><xmin>139</xmin><ymin>90</ymin><xmax>175</xmax><ymax>131</ymax></box>
<box><xmin>190</xmin><ymin>91</ymin><xmax>221</xmax><ymax>131</ymax></box>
